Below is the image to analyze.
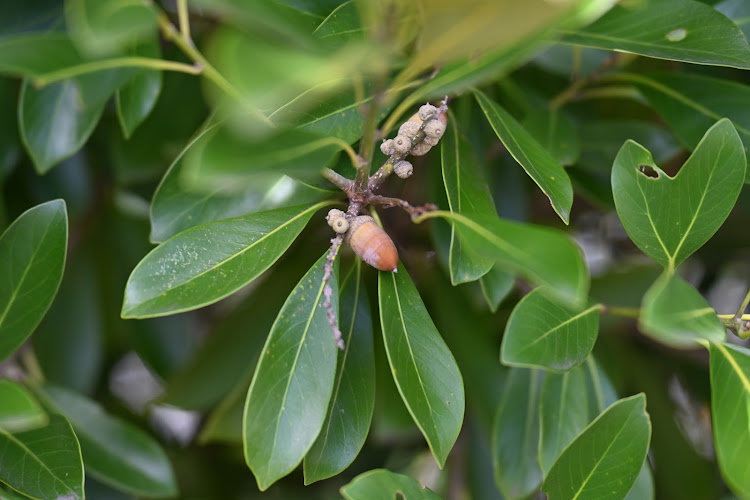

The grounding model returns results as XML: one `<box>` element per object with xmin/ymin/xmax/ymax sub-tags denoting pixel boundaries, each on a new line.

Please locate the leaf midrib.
<box><xmin>518</xmin><ymin>304</ymin><xmax>600</xmax><ymax>353</ymax></box>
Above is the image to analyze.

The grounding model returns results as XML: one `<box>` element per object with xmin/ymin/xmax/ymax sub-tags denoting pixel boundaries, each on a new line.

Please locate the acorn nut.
<box><xmin>410</xmin><ymin>142</ymin><xmax>432</xmax><ymax>156</ymax></box>
<box><xmin>394</xmin><ymin>160</ymin><xmax>413</xmax><ymax>179</ymax></box>
<box><xmin>346</xmin><ymin>215</ymin><xmax>398</xmax><ymax>272</ymax></box>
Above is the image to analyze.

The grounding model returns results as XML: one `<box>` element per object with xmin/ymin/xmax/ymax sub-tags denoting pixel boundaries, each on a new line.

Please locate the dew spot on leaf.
<box><xmin>665</xmin><ymin>29</ymin><xmax>687</xmax><ymax>42</ymax></box>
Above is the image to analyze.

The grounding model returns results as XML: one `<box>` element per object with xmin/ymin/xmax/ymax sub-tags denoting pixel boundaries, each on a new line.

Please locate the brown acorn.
<box><xmin>346</xmin><ymin>216</ymin><xmax>398</xmax><ymax>272</ymax></box>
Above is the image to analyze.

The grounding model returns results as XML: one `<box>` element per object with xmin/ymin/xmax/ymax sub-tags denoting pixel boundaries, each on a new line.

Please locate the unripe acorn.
<box><xmin>393</xmin><ymin>135</ymin><xmax>411</xmax><ymax>154</ymax></box>
<box><xmin>345</xmin><ymin>216</ymin><xmax>398</xmax><ymax>272</ymax></box>
<box><xmin>326</xmin><ymin>209</ymin><xmax>349</xmax><ymax>234</ymax></box>
<box><xmin>380</xmin><ymin>139</ymin><xmax>395</xmax><ymax>156</ymax></box>
<box><xmin>394</xmin><ymin>160</ymin><xmax>413</xmax><ymax>179</ymax></box>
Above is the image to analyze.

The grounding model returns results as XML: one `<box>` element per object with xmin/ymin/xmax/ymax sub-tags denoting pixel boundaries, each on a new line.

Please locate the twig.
<box><xmin>322</xmin><ymin>235</ymin><xmax>345</xmax><ymax>350</ymax></box>
<box><xmin>368</xmin><ymin>195</ymin><xmax>437</xmax><ymax>219</ymax></box>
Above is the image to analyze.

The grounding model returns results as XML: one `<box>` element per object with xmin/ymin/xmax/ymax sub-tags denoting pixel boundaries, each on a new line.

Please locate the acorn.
<box><xmin>393</xmin><ymin>135</ymin><xmax>411</xmax><ymax>154</ymax></box>
<box><xmin>418</xmin><ymin>103</ymin><xmax>437</xmax><ymax>121</ymax></box>
<box><xmin>345</xmin><ymin>215</ymin><xmax>398</xmax><ymax>272</ymax></box>
<box><xmin>326</xmin><ymin>209</ymin><xmax>349</xmax><ymax>234</ymax></box>
<box><xmin>394</xmin><ymin>160</ymin><xmax>413</xmax><ymax>179</ymax></box>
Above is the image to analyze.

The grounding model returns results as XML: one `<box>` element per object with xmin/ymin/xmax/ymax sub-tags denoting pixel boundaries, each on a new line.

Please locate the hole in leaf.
<box><xmin>665</xmin><ymin>28</ymin><xmax>687</xmax><ymax>42</ymax></box>
<box><xmin>396</xmin><ymin>493</ymin><xmax>406</xmax><ymax>500</ymax></box>
<box><xmin>638</xmin><ymin>164</ymin><xmax>659</xmax><ymax>178</ymax></box>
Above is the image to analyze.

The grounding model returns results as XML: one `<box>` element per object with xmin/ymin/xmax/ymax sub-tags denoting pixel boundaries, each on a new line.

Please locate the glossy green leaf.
<box><xmin>542</xmin><ymin>394</ymin><xmax>652</xmax><ymax>500</ymax></box>
<box><xmin>640</xmin><ymin>272</ymin><xmax>724</xmax><ymax>348</ymax></box>
<box><xmin>122</xmin><ymin>202</ymin><xmax>331</xmax><ymax>318</ymax></box>
<box><xmin>561</xmin><ymin>0</ymin><xmax>750</xmax><ymax>69</ymax></box>
<box><xmin>37</xmin><ymin>383</ymin><xmax>178</xmax><ymax>497</ymax></box>
<box><xmin>378</xmin><ymin>263</ymin><xmax>465</xmax><ymax>468</ymax></box>
<box><xmin>618</xmin><ymin>72</ymin><xmax>750</xmax><ymax>181</ymax></box>
<box><xmin>150</xmin><ymin>122</ymin><xmax>331</xmax><ymax>243</ymax></box>
<box><xmin>523</xmin><ymin>109</ymin><xmax>581</xmax><ymax>166</ymax></box>
<box><xmin>475</xmin><ymin>89</ymin><xmax>573</xmax><ymax>224</ymax></box>
<box><xmin>65</xmin><ymin>0</ymin><xmax>158</xmax><ymax>56</ymax></box>
<box><xmin>0</xmin><ymin>199</ymin><xmax>67</xmax><ymax>362</ymax></box>
<box><xmin>19</xmin><ymin>67</ymin><xmax>133</xmax><ymax>173</ymax></box>
<box><xmin>441</xmin><ymin>114</ymin><xmax>495</xmax><ymax>285</ymax></box>
<box><xmin>243</xmin><ymin>252</ymin><xmax>339</xmax><ymax>490</ymax></box>
<box><xmin>0</xmin><ymin>380</ymin><xmax>46</xmax><ymax>432</ymax></box>
<box><xmin>612</xmin><ymin>118</ymin><xmax>745</xmax><ymax>270</ymax></box>
<box><xmin>116</xmin><ymin>38</ymin><xmax>163</xmax><ymax>138</ymax></box>
<box><xmin>313</xmin><ymin>1</ymin><xmax>363</xmax><ymax>49</ymax></box>
<box><xmin>709</xmin><ymin>342</ymin><xmax>750</xmax><ymax>498</ymax></box>
<box><xmin>304</xmin><ymin>262</ymin><xmax>375</xmax><ymax>483</ymax></box>
<box><xmin>416</xmin><ymin>210</ymin><xmax>588</xmax><ymax>308</ymax></box>
<box><xmin>181</xmin><ymin>125</ymin><xmax>343</xmax><ymax>192</ymax></box>
<box><xmin>340</xmin><ymin>469</ymin><xmax>441</xmax><ymax>500</ymax></box>
<box><xmin>501</xmin><ymin>287</ymin><xmax>600</xmax><ymax>371</ymax></box>
<box><xmin>0</xmin><ymin>33</ymin><xmax>83</xmax><ymax>78</ymax></box>
<box><xmin>492</xmin><ymin>367</ymin><xmax>543</xmax><ymax>499</ymax></box>
<box><xmin>479</xmin><ymin>265</ymin><xmax>514</xmax><ymax>313</ymax></box>
<box><xmin>538</xmin><ymin>365</ymin><xmax>589</xmax><ymax>474</ymax></box>
<box><xmin>0</xmin><ymin>415</ymin><xmax>83</xmax><ymax>500</ymax></box>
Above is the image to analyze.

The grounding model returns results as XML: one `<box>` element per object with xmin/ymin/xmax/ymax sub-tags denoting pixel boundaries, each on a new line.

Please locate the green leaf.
<box><xmin>474</xmin><ymin>89</ymin><xmax>573</xmax><ymax>224</ymax></box>
<box><xmin>19</xmin><ymin>67</ymin><xmax>133</xmax><ymax>173</ymax></box>
<box><xmin>37</xmin><ymin>383</ymin><xmax>178</xmax><ymax>498</ymax></box>
<box><xmin>626</xmin><ymin>464</ymin><xmax>655</xmax><ymax>500</ymax></box>
<box><xmin>0</xmin><ymin>380</ymin><xmax>46</xmax><ymax>432</ymax></box>
<box><xmin>612</xmin><ymin>118</ymin><xmax>746</xmax><ymax>270</ymax></box>
<box><xmin>542</xmin><ymin>394</ymin><xmax>652</xmax><ymax>500</ymax></box>
<box><xmin>116</xmin><ymin>38</ymin><xmax>163</xmax><ymax>138</ymax></box>
<box><xmin>304</xmin><ymin>262</ymin><xmax>375</xmax><ymax>483</ymax></box>
<box><xmin>122</xmin><ymin>202</ymin><xmax>331</xmax><ymax>318</ymax></box>
<box><xmin>150</xmin><ymin>121</ymin><xmax>331</xmax><ymax>243</ymax></box>
<box><xmin>538</xmin><ymin>365</ymin><xmax>590</xmax><ymax>475</ymax></box>
<box><xmin>561</xmin><ymin>0</ymin><xmax>750</xmax><ymax>69</ymax></box>
<box><xmin>0</xmin><ymin>415</ymin><xmax>83</xmax><ymax>500</ymax></box>
<box><xmin>0</xmin><ymin>199</ymin><xmax>67</xmax><ymax>362</ymax></box>
<box><xmin>313</xmin><ymin>1</ymin><xmax>363</xmax><ymax>49</ymax></box>
<box><xmin>378</xmin><ymin>263</ymin><xmax>465</xmax><ymax>468</ymax></box>
<box><xmin>65</xmin><ymin>0</ymin><xmax>158</xmax><ymax>56</ymax></box>
<box><xmin>416</xmin><ymin>211</ymin><xmax>588</xmax><ymax>308</ymax></box>
<box><xmin>181</xmin><ymin>125</ymin><xmax>343</xmax><ymax>192</ymax></box>
<box><xmin>441</xmin><ymin>114</ymin><xmax>495</xmax><ymax>285</ymax></box>
<box><xmin>716</xmin><ymin>0</ymin><xmax>750</xmax><ymax>41</ymax></box>
<box><xmin>479</xmin><ymin>265</ymin><xmax>514</xmax><ymax>313</ymax></box>
<box><xmin>0</xmin><ymin>33</ymin><xmax>84</xmax><ymax>78</ymax></box>
<box><xmin>709</xmin><ymin>342</ymin><xmax>750</xmax><ymax>498</ymax></box>
<box><xmin>640</xmin><ymin>272</ymin><xmax>725</xmax><ymax>348</ymax></box>
<box><xmin>501</xmin><ymin>287</ymin><xmax>600</xmax><ymax>371</ymax></box>
<box><xmin>340</xmin><ymin>469</ymin><xmax>442</xmax><ymax>500</ymax></box>
<box><xmin>617</xmin><ymin>72</ymin><xmax>750</xmax><ymax>181</ymax></box>
<box><xmin>243</xmin><ymin>252</ymin><xmax>339</xmax><ymax>490</ymax></box>
<box><xmin>492</xmin><ymin>367</ymin><xmax>543</xmax><ymax>499</ymax></box>
<box><xmin>198</xmin><ymin>377</ymin><xmax>247</xmax><ymax>444</ymax></box>
<box><xmin>523</xmin><ymin>109</ymin><xmax>581</xmax><ymax>166</ymax></box>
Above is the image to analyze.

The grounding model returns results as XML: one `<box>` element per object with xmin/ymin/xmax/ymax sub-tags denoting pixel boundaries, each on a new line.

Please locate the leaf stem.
<box><xmin>599</xmin><ymin>305</ymin><xmax>641</xmax><ymax>319</ymax></box>
<box><xmin>33</xmin><ymin>57</ymin><xmax>202</xmax><ymax>86</ymax></box>
<box><xmin>177</xmin><ymin>0</ymin><xmax>191</xmax><ymax>43</ymax></box>
<box><xmin>735</xmin><ymin>289</ymin><xmax>750</xmax><ymax>319</ymax></box>
<box><xmin>322</xmin><ymin>168</ymin><xmax>354</xmax><ymax>194</ymax></box>
<box><xmin>20</xmin><ymin>347</ymin><xmax>44</xmax><ymax>385</ymax></box>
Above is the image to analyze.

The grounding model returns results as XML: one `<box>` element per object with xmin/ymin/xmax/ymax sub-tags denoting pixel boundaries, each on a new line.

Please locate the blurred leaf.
<box><xmin>116</xmin><ymin>38</ymin><xmax>163</xmax><ymax>138</ymax></box>
<box><xmin>243</xmin><ymin>252</ymin><xmax>339</xmax><ymax>490</ymax></box>
<box><xmin>65</xmin><ymin>0</ymin><xmax>157</xmax><ymax>56</ymax></box>
<box><xmin>418</xmin><ymin>211</ymin><xmax>588</xmax><ymax>308</ymax></box>
<box><xmin>181</xmin><ymin>124</ymin><xmax>343</xmax><ymax>192</ymax></box>
<box><xmin>640</xmin><ymin>272</ymin><xmax>724</xmax><ymax>348</ymax></box>
<box><xmin>441</xmin><ymin>114</ymin><xmax>495</xmax><ymax>284</ymax></box>
<box><xmin>523</xmin><ymin>109</ymin><xmax>581</xmax><ymax>166</ymax></box>
<box><xmin>378</xmin><ymin>263</ymin><xmax>465</xmax><ymax>468</ymax></box>
<box><xmin>340</xmin><ymin>469</ymin><xmax>441</xmax><ymax>500</ymax></box>
<box><xmin>0</xmin><ymin>380</ymin><xmax>46</xmax><ymax>432</ymax></box>
<box><xmin>0</xmin><ymin>199</ymin><xmax>67</xmax><ymax>362</ymax></box>
<box><xmin>122</xmin><ymin>202</ymin><xmax>331</xmax><ymax>318</ymax></box>
<box><xmin>38</xmin><ymin>383</ymin><xmax>178</xmax><ymax>498</ymax></box>
<box><xmin>0</xmin><ymin>78</ymin><xmax>20</xmax><ymax>178</ymax></box>
<box><xmin>475</xmin><ymin>89</ymin><xmax>573</xmax><ymax>224</ymax></box>
<box><xmin>20</xmin><ymin>68</ymin><xmax>133</xmax><ymax>173</ymax></box>
<box><xmin>620</xmin><ymin>72</ymin><xmax>750</xmax><ymax>181</ymax></box>
<box><xmin>304</xmin><ymin>262</ymin><xmax>375</xmax><ymax>483</ymax></box>
<box><xmin>709</xmin><ymin>342</ymin><xmax>750</xmax><ymax>498</ymax></box>
<box><xmin>479</xmin><ymin>265</ymin><xmax>514</xmax><ymax>313</ymax></box>
<box><xmin>198</xmin><ymin>374</ymin><xmax>248</xmax><ymax>444</ymax></box>
<box><xmin>612</xmin><ymin>118</ymin><xmax>745</xmax><ymax>270</ymax></box>
<box><xmin>583</xmin><ymin>356</ymin><xmax>618</xmax><ymax>418</ymax></box>
<box><xmin>562</xmin><ymin>0</ymin><xmax>750</xmax><ymax>69</ymax></box>
<box><xmin>150</xmin><ymin>121</ymin><xmax>331</xmax><ymax>243</ymax></box>
<box><xmin>313</xmin><ymin>1</ymin><xmax>363</xmax><ymax>49</ymax></box>
<box><xmin>542</xmin><ymin>394</ymin><xmax>652</xmax><ymax>500</ymax></box>
<box><xmin>492</xmin><ymin>367</ymin><xmax>543</xmax><ymax>499</ymax></box>
<box><xmin>716</xmin><ymin>0</ymin><xmax>750</xmax><ymax>40</ymax></box>
<box><xmin>0</xmin><ymin>0</ymin><xmax>63</xmax><ymax>36</ymax></box>
<box><xmin>578</xmin><ymin>119</ymin><xmax>682</xmax><ymax>171</ymax></box>
<box><xmin>0</xmin><ymin>414</ymin><xmax>83</xmax><ymax>500</ymax></box>
<box><xmin>501</xmin><ymin>287</ymin><xmax>600</xmax><ymax>371</ymax></box>
<box><xmin>0</xmin><ymin>33</ymin><xmax>83</xmax><ymax>78</ymax></box>
<box><xmin>626</xmin><ymin>464</ymin><xmax>655</xmax><ymax>500</ymax></box>
<box><xmin>538</xmin><ymin>365</ymin><xmax>590</xmax><ymax>475</ymax></box>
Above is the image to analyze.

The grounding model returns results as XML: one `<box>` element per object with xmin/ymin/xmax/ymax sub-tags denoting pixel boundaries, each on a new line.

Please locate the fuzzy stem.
<box><xmin>322</xmin><ymin>235</ymin><xmax>345</xmax><ymax>350</ymax></box>
<box><xmin>368</xmin><ymin>195</ymin><xmax>437</xmax><ymax>218</ymax></box>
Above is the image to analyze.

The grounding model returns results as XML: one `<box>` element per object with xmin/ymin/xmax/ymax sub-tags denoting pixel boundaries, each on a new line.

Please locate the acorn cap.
<box><xmin>345</xmin><ymin>215</ymin><xmax>375</xmax><ymax>243</ymax></box>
